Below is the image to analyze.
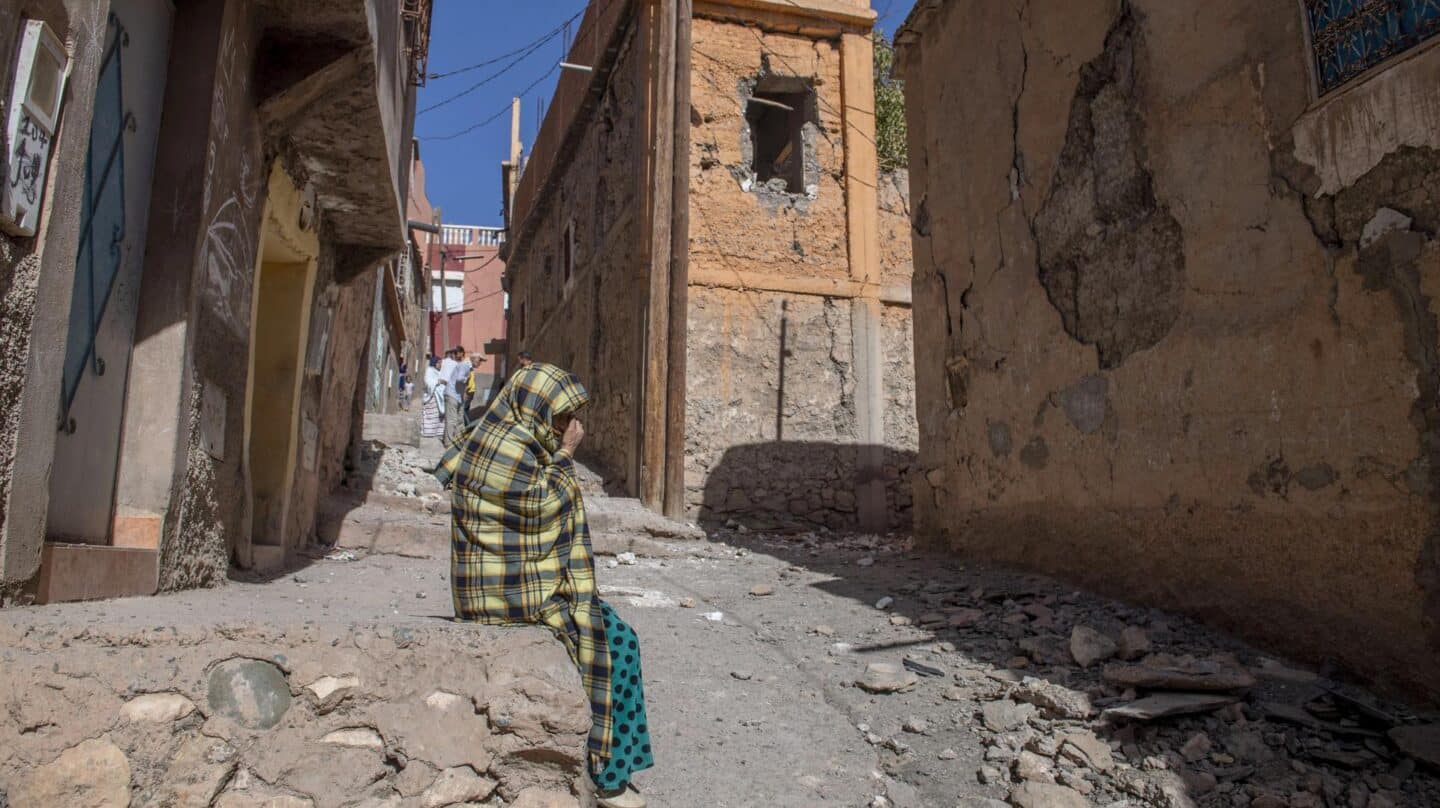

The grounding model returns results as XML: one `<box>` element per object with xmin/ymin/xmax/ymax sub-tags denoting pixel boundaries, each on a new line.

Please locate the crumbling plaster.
<box><xmin>900</xmin><ymin>0</ymin><xmax>1440</xmax><ymax>698</ymax></box>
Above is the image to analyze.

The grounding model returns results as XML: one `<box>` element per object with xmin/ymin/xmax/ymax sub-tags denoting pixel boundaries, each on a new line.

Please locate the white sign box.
<box><xmin>2</xmin><ymin>20</ymin><xmax>68</xmax><ymax>238</ymax></box>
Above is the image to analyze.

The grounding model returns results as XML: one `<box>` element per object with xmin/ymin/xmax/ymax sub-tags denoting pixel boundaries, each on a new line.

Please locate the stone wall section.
<box><xmin>898</xmin><ymin>0</ymin><xmax>1440</xmax><ymax>698</ymax></box>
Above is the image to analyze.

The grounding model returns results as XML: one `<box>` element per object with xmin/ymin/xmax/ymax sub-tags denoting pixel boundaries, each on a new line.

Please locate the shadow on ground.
<box><xmin>681</xmin><ymin>442</ymin><xmax>1440</xmax><ymax>807</ymax></box>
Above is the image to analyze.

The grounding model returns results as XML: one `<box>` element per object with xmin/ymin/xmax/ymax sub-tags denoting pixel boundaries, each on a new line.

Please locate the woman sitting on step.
<box><xmin>433</xmin><ymin>362</ymin><xmax>653</xmax><ymax>808</ymax></box>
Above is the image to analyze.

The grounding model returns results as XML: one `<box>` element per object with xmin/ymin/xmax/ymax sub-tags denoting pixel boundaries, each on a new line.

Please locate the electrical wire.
<box><xmin>419</xmin><ymin>29</ymin><xmax>563</xmax><ymax>115</ymax></box>
<box><xmin>422</xmin><ymin>63</ymin><xmax>558</xmax><ymax>140</ymax></box>
<box><xmin>426</xmin><ymin>9</ymin><xmax>584</xmax><ymax>81</ymax></box>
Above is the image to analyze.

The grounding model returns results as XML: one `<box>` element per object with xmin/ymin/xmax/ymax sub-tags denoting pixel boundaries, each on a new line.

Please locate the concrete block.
<box><xmin>37</xmin><ymin>543</ymin><xmax>158</xmax><ymax>603</ymax></box>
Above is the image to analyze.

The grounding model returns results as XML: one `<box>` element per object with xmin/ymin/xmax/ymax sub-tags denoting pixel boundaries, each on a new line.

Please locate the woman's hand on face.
<box><xmin>561</xmin><ymin>417</ymin><xmax>585</xmax><ymax>455</ymax></box>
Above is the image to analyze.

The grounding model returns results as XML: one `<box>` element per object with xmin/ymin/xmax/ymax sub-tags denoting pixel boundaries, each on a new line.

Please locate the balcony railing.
<box><xmin>440</xmin><ymin>224</ymin><xmax>504</xmax><ymax>247</ymax></box>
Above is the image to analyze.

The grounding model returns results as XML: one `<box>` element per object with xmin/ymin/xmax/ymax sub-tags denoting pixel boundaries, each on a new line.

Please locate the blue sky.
<box><xmin>415</xmin><ymin>0</ymin><xmax>917</xmax><ymax>226</ymax></box>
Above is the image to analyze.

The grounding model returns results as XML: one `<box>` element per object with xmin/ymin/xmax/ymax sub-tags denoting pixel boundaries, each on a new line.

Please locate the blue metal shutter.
<box><xmin>59</xmin><ymin>13</ymin><xmax>131</xmax><ymax>431</ymax></box>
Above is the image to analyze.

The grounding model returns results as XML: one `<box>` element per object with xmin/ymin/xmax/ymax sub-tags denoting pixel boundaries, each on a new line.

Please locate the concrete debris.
<box><xmin>1389</xmin><ymin>725</ymin><xmax>1440</xmax><ymax>769</ymax></box>
<box><xmin>857</xmin><ymin>662</ymin><xmax>920</xmax><ymax>694</ymax></box>
<box><xmin>1015</xmin><ymin>677</ymin><xmax>1096</xmax><ymax>719</ymax></box>
<box><xmin>1101</xmin><ymin>654</ymin><xmax>1257</xmax><ymax>692</ymax></box>
<box><xmin>1070</xmin><ymin>624</ymin><xmax>1118</xmax><ymax>667</ymax></box>
<box><xmin>1007</xmin><ymin>781</ymin><xmax>1092</xmax><ymax>808</ymax></box>
<box><xmin>1103</xmin><ymin>692</ymin><xmax>1239</xmax><ymax>722</ymax></box>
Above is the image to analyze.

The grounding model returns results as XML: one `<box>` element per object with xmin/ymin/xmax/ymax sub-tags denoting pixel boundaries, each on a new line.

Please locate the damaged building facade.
<box><xmin>896</xmin><ymin>0</ymin><xmax>1440</xmax><ymax>697</ymax></box>
<box><xmin>504</xmin><ymin>0</ymin><xmax>915</xmax><ymax>532</ymax></box>
<box><xmin>0</xmin><ymin>0</ymin><xmax>430</xmax><ymax>602</ymax></box>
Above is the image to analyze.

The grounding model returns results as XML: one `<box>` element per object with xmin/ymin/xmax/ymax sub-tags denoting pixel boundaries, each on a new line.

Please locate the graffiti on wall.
<box><xmin>197</xmin><ymin>25</ymin><xmax>258</xmax><ymax>337</ymax></box>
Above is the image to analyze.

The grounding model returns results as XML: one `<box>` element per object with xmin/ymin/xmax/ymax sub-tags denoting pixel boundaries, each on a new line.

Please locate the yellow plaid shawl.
<box><xmin>434</xmin><ymin>363</ymin><xmax>612</xmax><ymax>764</ymax></box>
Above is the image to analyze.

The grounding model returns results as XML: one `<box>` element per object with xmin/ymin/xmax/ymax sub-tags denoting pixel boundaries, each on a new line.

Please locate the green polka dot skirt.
<box><xmin>594</xmin><ymin>600</ymin><xmax>654</xmax><ymax>790</ymax></box>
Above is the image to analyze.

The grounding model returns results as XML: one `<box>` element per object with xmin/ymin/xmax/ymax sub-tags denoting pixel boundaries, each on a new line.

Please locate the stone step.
<box><xmin>36</xmin><ymin>543</ymin><xmax>159</xmax><ymax>603</ymax></box>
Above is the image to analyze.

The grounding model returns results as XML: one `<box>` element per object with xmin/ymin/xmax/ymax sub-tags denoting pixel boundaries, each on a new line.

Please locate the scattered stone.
<box><xmin>120</xmin><ymin>692</ymin><xmax>197</xmax><ymax>723</ymax></box>
<box><xmin>939</xmin><ymin>748</ymin><xmax>959</xmax><ymax>760</ymax></box>
<box><xmin>1180</xmin><ymin>769</ymin><xmax>1218</xmax><ymax>795</ymax></box>
<box><xmin>977</xmin><ymin>765</ymin><xmax>1004</xmax><ymax>785</ymax></box>
<box><xmin>1059</xmin><ymin>731</ymin><xmax>1115</xmax><ymax>772</ymax></box>
<box><xmin>749</xmin><ymin>584</ymin><xmax>774</xmax><ymax>597</ymax></box>
<box><xmin>1102</xmin><ymin>654</ymin><xmax>1256</xmax><ymax>692</ymax></box>
<box><xmin>678</xmin><ymin>598</ymin><xmax>696</xmax><ymax>608</ymax></box>
<box><xmin>424</xmin><ymin>690</ymin><xmax>466</xmax><ymax>711</ymax></box>
<box><xmin>1117</xmin><ymin>626</ymin><xmax>1152</xmax><ymax>660</ymax></box>
<box><xmin>616</xmin><ymin>552</ymin><xmax>638</xmax><ymax>566</ymax></box>
<box><xmin>857</xmin><ymin>556</ymin><xmax>876</xmax><ymax>567</ymax></box>
<box><xmin>903</xmin><ymin>717</ymin><xmax>929</xmax><ymax>734</ymax></box>
<box><xmin>1180</xmin><ymin>732</ymin><xmax>1212</xmax><ymax>762</ymax></box>
<box><xmin>207</xmin><ymin>658</ymin><xmax>293</xmax><ymax>730</ymax></box>
<box><xmin>1015</xmin><ymin>677</ymin><xmax>1096</xmax><ymax>719</ymax></box>
<box><xmin>1103</xmin><ymin>692</ymin><xmax>1238</xmax><ymax>722</ymax></box>
<box><xmin>305</xmin><ymin>674</ymin><xmax>360</xmax><ymax>706</ymax></box>
<box><xmin>1070</xmin><ymin>625</ymin><xmax>1118</xmax><ymax>668</ymax></box>
<box><xmin>948</xmin><ymin>608</ymin><xmax>985</xmax><ymax>627</ymax></box>
<box><xmin>12</xmin><ymin>738</ymin><xmax>132</xmax><ymax>807</ymax></box>
<box><xmin>812</xmin><ymin>624</ymin><xmax>836</xmax><ymax>636</ymax></box>
<box><xmin>1013</xmin><ymin>751</ymin><xmax>1055</xmax><ymax>784</ymax></box>
<box><xmin>875</xmin><ymin>596</ymin><xmax>894</xmax><ymax>610</ymax></box>
<box><xmin>159</xmin><ymin>735</ymin><xmax>237</xmax><ymax>806</ymax></box>
<box><xmin>509</xmin><ymin>787</ymin><xmax>581</xmax><ymax>808</ymax></box>
<box><xmin>730</xmin><ymin>670</ymin><xmax>753</xmax><ymax>681</ymax></box>
<box><xmin>857</xmin><ymin>662</ymin><xmax>920</xmax><ymax>694</ymax></box>
<box><xmin>981</xmin><ymin>700</ymin><xmax>1038</xmax><ymax>732</ymax></box>
<box><xmin>1389</xmin><ymin>724</ymin><xmax>1440</xmax><ymax>769</ymax></box>
<box><xmin>703</xmin><ymin>611</ymin><xmax>725</xmax><ymax>622</ymax></box>
<box><xmin>890</xmin><ymin>615</ymin><xmax>911</xmax><ymax>626</ymax></box>
<box><xmin>321</xmin><ymin>728</ymin><xmax>385</xmax><ymax>749</ymax></box>
<box><xmin>1007</xmin><ymin>781</ymin><xmax>1091</xmax><ymax>808</ymax></box>
<box><xmin>830</xmin><ymin>642</ymin><xmax>856</xmax><ymax>656</ymax></box>
<box><xmin>420</xmin><ymin>766</ymin><xmax>497</xmax><ymax>808</ymax></box>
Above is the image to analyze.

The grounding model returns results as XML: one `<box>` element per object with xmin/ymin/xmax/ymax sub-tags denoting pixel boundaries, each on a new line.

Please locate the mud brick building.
<box><xmin>428</xmin><ymin>222</ymin><xmax>509</xmax><ymax>394</ymax></box>
<box><xmin>897</xmin><ymin>0</ymin><xmax>1440</xmax><ymax>698</ymax></box>
<box><xmin>0</xmin><ymin>0</ymin><xmax>431</xmax><ymax>602</ymax></box>
<box><xmin>503</xmin><ymin>0</ymin><xmax>915</xmax><ymax>532</ymax></box>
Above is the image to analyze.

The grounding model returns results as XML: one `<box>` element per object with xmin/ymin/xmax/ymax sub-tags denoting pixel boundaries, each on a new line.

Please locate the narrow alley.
<box><xmin>3</xmin><ymin>0</ymin><xmax>1440</xmax><ymax>806</ymax></box>
<box><xmin>4</xmin><ymin>432</ymin><xmax>1439</xmax><ymax>807</ymax></box>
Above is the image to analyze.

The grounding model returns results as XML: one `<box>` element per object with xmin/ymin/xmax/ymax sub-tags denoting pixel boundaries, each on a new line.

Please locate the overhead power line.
<box><xmin>422</xmin><ymin>63</ymin><xmax>558</xmax><ymax>141</ymax></box>
<box><xmin>426</xmin><ymin>9</ymin><xmax>584</xmax><ymax>81</ymax></box>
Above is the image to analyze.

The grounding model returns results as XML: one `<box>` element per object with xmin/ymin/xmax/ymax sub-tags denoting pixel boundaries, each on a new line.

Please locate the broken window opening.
<box><xmin>746</xmin><ymin>79</ymin><xmax>814</xmax><ymax>194</ymax></box>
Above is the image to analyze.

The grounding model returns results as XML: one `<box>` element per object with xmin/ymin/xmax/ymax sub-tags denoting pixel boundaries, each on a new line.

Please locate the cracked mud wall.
<box><xmin>688</xmin><ymin>17</ymin><xmax>916</xmax><ymax>531</ymax></box>
<box><xmin>900</xmin><ymin>0</ymin><xmax>1440</xmax><ymax>699</ymax></box>
<box><xmin>505</xmin><ymin>19</ymin><xmax>647</xmax><ymax>495</ymax></box>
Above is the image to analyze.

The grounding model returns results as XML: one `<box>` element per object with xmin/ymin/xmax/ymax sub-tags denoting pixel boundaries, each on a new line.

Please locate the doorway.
<box><xmin>242</xmin><ymin>167</ymin><xmax>318</xmax><ymax>568</ymax></box>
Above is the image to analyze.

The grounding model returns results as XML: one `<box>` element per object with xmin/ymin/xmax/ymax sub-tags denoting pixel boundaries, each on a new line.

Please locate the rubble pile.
<box><xmin>351</xmin><ymin>440</ymin><xmax>446</xmax><ymax>503</ymax></box>
<box><xmin>708</xmin><ymin>528</ymin><xmax>1440</xmax><ymax>808</ymax></box>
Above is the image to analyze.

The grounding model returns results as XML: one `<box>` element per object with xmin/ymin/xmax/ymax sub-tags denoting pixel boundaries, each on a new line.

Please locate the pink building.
<box><xmin>428</xmin><ymin>224</ymin><xmax>508</xmax><ymax>393</ymax></box>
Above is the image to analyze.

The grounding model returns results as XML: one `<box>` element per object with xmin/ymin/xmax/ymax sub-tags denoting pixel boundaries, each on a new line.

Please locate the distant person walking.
<box><xmin>420</xmin><ymin>356</ymin><xmax>444</xmax><ymax>440</ymax></box>
<box><xmin>445</xmin><ymin>346</ymin><xmax>471</xmax><ymax>441</ymax></box>
<box><xmin>397</xmin><ymin>359</ymin><xmax>411</xmax><ymax>410</ymax></box>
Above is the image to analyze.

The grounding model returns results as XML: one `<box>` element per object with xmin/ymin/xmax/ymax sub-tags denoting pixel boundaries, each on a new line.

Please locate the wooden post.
<box><xmin>663</xmin><ymin>0</ymin><xmax>692</xmax><ymax>519</ymax></box>
<box><xmin>639</xmin><ymin>0</ymin><xmax>676</xmax><ymax>510</ymax></box>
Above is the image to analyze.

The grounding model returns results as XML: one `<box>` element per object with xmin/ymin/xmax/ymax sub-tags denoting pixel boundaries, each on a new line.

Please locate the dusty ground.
<box><xmin>4</xmin><ymin>440</ymin><xmax>1439</xmax><ymax>807</ymax></box>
